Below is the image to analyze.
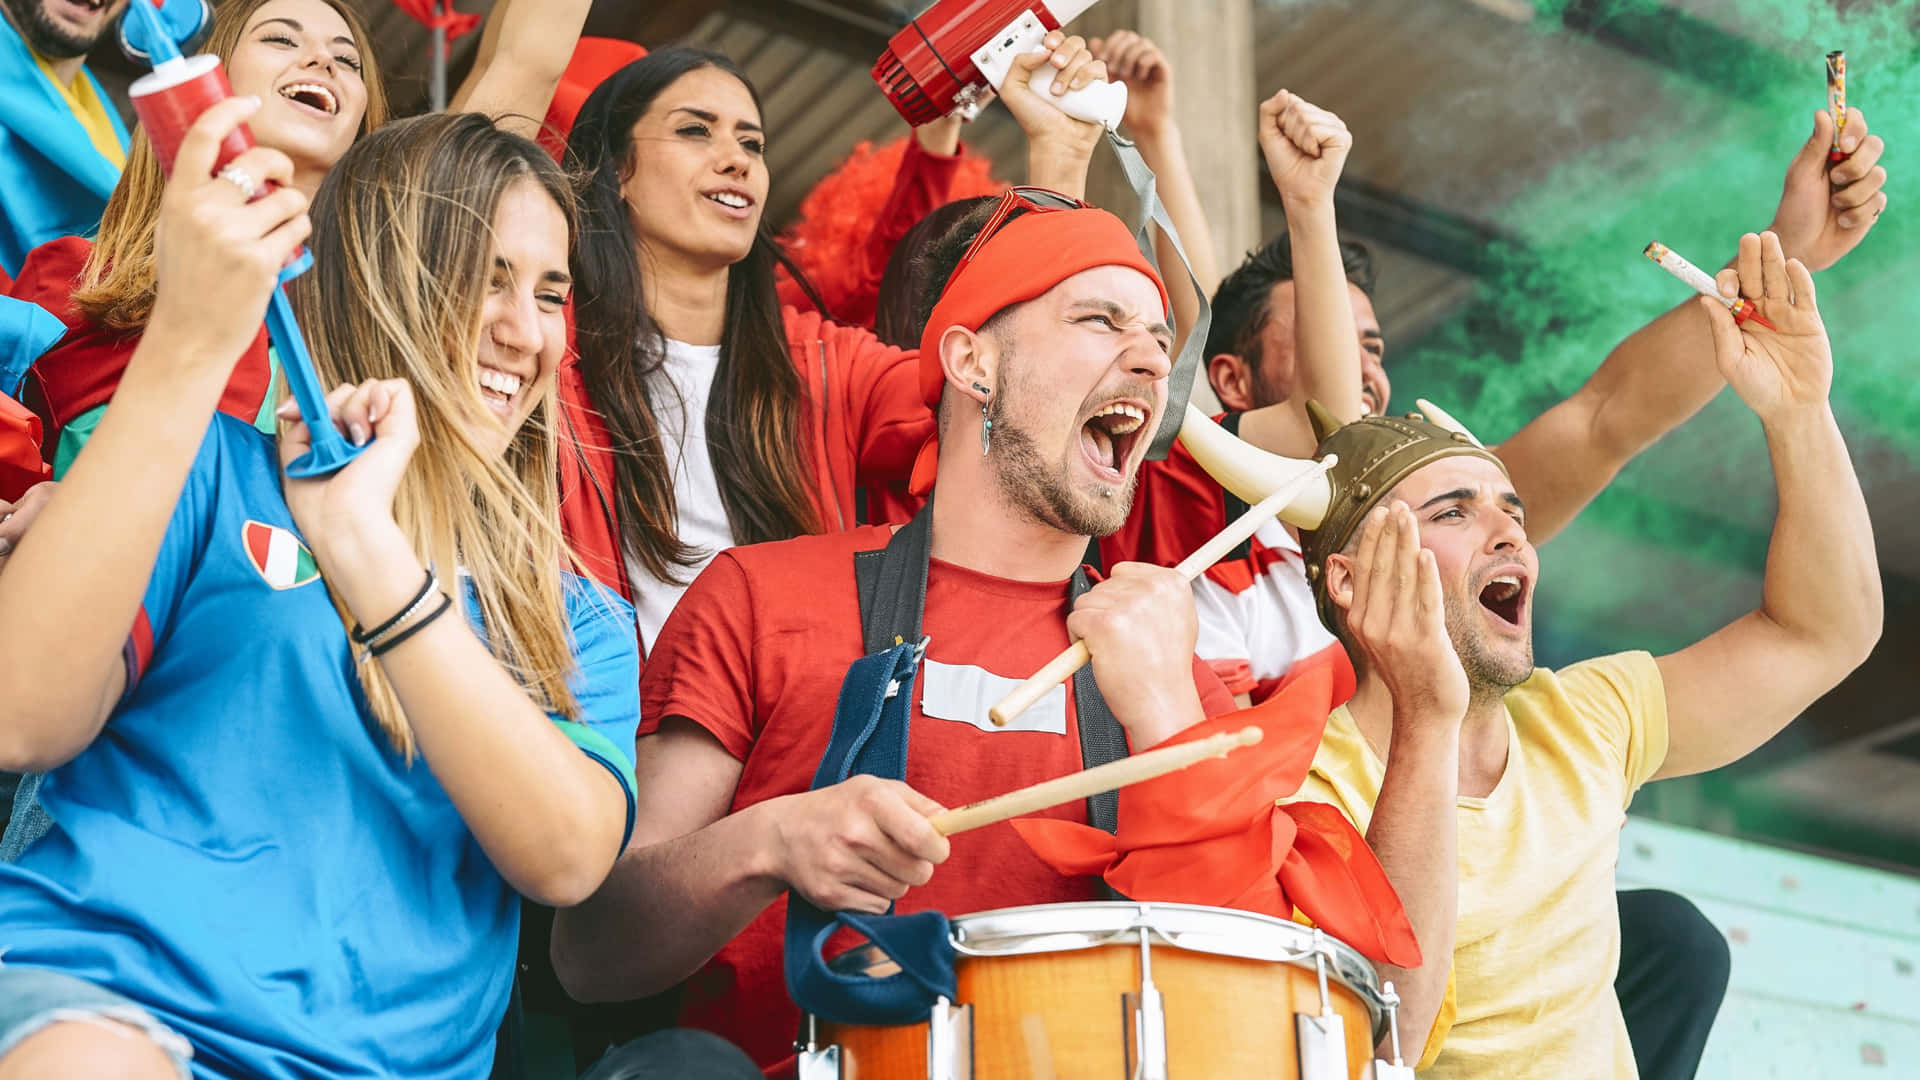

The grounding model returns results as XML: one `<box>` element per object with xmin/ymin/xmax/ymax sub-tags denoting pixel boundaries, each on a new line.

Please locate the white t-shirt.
<box><xmin>624</xmin><ymin>339</ymin><xmax>737</xmax><ymax>652</ymax></box>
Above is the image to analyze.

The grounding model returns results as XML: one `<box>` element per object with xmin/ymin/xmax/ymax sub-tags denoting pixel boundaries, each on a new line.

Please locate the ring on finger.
<box><xmin>1</xmin><ymin>511</ymin><xmax>12</xmax><ymax>523</ymax></box>
<box><xmin>216</xmin><ymin>163</ymin><xmax>259</xmax><ymax>199</ymax></box>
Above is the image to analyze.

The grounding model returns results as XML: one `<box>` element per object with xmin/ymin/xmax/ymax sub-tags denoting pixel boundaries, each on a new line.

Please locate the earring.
<box><xmin>972</xmin><ymin>382</ymin><xmax>993</xmax><ymax>455</ymax></box>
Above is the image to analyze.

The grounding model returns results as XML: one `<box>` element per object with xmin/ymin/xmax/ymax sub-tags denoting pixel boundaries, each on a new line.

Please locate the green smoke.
<box><xmin>1390</xmin><ymin>0</ymin><xmax>1919</xmax><ymax>655</ymax></box>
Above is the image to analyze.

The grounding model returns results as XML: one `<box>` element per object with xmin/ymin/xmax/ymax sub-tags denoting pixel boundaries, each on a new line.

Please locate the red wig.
<box><xmin>778</xmin><ymin>135</ymin><xmax>1003</xmax><ymax>329</ymax></box>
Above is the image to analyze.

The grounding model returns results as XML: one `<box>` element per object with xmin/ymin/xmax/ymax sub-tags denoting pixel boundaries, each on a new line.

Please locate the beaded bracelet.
<box><xmin>369</xmin><ymin>591</ymin><xmax>454</xmax><ymax>658</ymax></box>
<box><xmin>351</xmin><ymin>567</ymin><xmax>439</xmax><ymax>646</ymax></box>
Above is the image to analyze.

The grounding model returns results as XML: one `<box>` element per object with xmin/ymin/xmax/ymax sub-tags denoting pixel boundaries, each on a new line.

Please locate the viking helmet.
<box><xmin>1300</xmin><ymin>398</ymin><xmax>1507</xmax><ymax>631</ymax></box>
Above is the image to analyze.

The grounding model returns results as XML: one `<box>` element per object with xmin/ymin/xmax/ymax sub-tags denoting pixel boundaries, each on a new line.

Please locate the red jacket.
<box><xmin>558</xmin><ymin>307</ymin><xmax>933</xmax><ymax>638</ymax></box>
<box><xmin>16</xmin><ymin>236</ymin><xmax>274</xmax><ymax>456</ymax></box>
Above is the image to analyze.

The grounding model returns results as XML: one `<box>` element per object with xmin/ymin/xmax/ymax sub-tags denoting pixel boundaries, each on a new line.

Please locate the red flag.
<box><xmin>1012</xmin><ymin>645</ymin><xmax>1423</xmax><ymax>968</ymax></box>
<box><xmin>389</xmin><ymin>1</ymin><xmax>480</xmax><ymax>56</ymax></box>
<box><xmin>539</xmin><ymin>37</ymin><xmax>648</xmax><ymax>161</ymax></box>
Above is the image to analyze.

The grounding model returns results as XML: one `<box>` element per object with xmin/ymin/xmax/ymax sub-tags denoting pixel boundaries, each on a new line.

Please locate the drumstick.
<box><xmin>928</xmin><ymin>725</ymin><xmax>1263</xmax><ymax>836</ymax></box>
<box><xmin>987</xmin><ymin>455</ymin><xmax>1336</xmax><ymax>726</ymax></box>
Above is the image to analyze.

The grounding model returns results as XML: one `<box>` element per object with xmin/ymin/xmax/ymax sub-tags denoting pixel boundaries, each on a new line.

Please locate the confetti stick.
<box><xmin>1827</xmin><ymin>50</ymin><xmax>1849</xmax><ymax>164</ymax></box>
<box><xmin>928</xmin><ymin>725</ymin><xmax>1264</xmax><ymax>835</ymax></box>
<box><xmin>1644</xmin><ymin>241</ymin><xmax>1776</xmax><ymax>332</ymax></box>
<box><xmin>987</xmin><ymin>455</ymin><xmax>1336</xmax><ymax>727</ymax></box>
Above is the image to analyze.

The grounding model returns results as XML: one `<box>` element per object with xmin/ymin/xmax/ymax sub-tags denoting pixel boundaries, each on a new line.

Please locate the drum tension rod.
<box><xmin>1129</xmin><ymin>923</ymin><xmax>1169</xmax><ymax>1080</ymax></box>
<box><xmin>1294</xmin><ymin>930</ymin><xmax>1348</xmax><ymax>1080</ymax></box>
<box><xmin>927</xmin><ymin>995</ymin><xmax>974</xmax><ymax>1080</ymax></box>
<box><xmin>795</xmin><ymin>1015</ymin><xmax>843</xmax><ymax>1080</ymax></box>
<box><xmin>1370</xmin><ymin>980</ymin><xmax>1417</xmax><ymax>1080</ymax></box>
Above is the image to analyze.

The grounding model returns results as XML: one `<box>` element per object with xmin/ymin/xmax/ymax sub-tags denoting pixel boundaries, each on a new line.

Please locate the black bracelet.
<box><xmin>351</xmin><ymin>567</ymin><xmax>438</xmax><ymax>645</ymax></box>
<box><xmin>369</xmin><ymin>591</ymin><xmax>454</xmax><ymax>658</ymax></box>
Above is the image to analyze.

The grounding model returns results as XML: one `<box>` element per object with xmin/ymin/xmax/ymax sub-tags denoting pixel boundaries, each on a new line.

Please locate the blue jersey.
<box><xmin>0</xmin><ymin>414</ymin><xmax>641</xmax><ymax>1080</ymax></box>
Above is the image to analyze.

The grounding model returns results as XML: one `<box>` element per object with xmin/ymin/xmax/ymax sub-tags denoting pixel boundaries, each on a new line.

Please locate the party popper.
<box><xmin>1643</xmin><ymin>241</ymin><xmax>1777</xmax><ymax>331</ymax></box>
<box><xmin>1826</xmin><ymin>51</ymin><xmax>1848</xmax><ymax>163</ymax></box>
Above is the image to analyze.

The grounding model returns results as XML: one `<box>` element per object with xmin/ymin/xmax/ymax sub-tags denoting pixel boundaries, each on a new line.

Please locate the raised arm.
<box><xmin>1652</xmin><ymin>231</ymin><xmax>1880</xmax><ymax>780</ymax></box>
<box><xmin>1002</xmin><ymin>31</ymin><xmax>1107</xmax><ymax>201</ymax></box>
<box><xmin>1323</xmin><ymin>504</ymin><xmax>1470</xmax><ymax>1058</ymax></box>
<box><xmin>0</xmin><ymin>101</ymin><xmax>307</xmax><ymax>769</ymax></box>
<box><xmin>1234</xmin><ymin>90</ymin><xmax>1362</xmax><ymax>460</ymax></box>
<box><xmin>448</xmin><ymin>0</ymin><xmax>592</xmax><ymax>141</ymax></box>
<box><xmin>1494</xmin><ymin>107</ymin><xmax>1887</xmax><ymax>543</ymax></box>
<box><xmin>1093</xmin><ymin>30</ymin><xmax>1222</xmax><ymax>341</ymax></box>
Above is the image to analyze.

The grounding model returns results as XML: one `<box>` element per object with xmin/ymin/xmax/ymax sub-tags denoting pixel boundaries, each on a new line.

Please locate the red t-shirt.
<box><xmin>640</xmin><ymin>525</ymin><xmax>1236</xmax><ymax>1071</ymax></box>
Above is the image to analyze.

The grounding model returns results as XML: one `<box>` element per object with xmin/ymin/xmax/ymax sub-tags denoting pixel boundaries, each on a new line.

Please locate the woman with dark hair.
<box><xmin>556</xmin><ymin>36</ymin><xmax>1110</xmax><ymax>655</ymax></box>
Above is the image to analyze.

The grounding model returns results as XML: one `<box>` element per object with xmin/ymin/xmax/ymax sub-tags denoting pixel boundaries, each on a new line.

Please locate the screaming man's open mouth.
<box><xmin>1478</xmin><ymin>573</ymin><xmax>1527</xmax><ymax>628</ymax></box>
<box><xmin>1079</xmin><ymin>401</ymin><xmax>1148</xmax><ymax>479</ymax></box>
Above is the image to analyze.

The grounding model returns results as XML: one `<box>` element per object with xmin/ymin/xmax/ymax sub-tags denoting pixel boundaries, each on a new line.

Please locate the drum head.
<box><xmin>828</xmin><ymin>901</ymin><xmax>1389</xmax><ymax>1040</ymax></box>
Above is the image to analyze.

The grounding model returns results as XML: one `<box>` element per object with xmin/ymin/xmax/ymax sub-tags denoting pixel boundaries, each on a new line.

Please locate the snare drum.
<box><xmin>798</xmin><ymin>901</ymin><xmax>1409</xmax><ymax>1080</ymax></box>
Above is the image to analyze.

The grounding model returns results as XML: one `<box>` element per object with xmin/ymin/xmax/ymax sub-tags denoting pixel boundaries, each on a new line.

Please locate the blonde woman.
<box><xmin>0</xmin><ymin>107</ymin><xmax>637</xmax><ymax>1080</ymax></box>
<box><xmin>2</xmin><ymin>0</ymin><xmax>592</xmax><ymax>864</ymax></box>
<box><xmin>18</xmin><ymin>0</ymin><xmax>589</xmax><ymax>470</ymax></box>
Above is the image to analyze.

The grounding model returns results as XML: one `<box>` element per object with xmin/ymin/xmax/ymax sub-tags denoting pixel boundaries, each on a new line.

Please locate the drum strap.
<box><xmin>782</xmin><ymin>627</ymin><xmax>959</xmax><ymax>1024</ymax></box>
<box><xmin>852</xmin><ymin>498</ymin><xmax>1131</xmax><ymax>832</ymax></box>
<box><xmin>783</xmin><ymin>499</ymin><xmax>1130</xmax><ymax>1024</ymax></box>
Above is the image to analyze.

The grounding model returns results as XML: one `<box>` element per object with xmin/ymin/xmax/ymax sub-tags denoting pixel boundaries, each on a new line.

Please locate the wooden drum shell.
<box><xmin>818</xmin><ymin>904</ymin><xmax>1381</xmax><ymax>1079</ymax></box>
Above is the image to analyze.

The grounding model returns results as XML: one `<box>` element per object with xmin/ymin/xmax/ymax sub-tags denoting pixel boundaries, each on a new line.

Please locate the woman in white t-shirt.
<box><xmin>553</xmin><ymin>43</ymin><xmax>1110</xmax><ymax>657</ymax></box>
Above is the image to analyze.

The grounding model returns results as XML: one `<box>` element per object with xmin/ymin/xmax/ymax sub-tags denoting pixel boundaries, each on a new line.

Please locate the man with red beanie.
<box><xmin>551</xmin><ymin>191</ymin><xmax>1416</xmax><ymax>1075</ymax></box>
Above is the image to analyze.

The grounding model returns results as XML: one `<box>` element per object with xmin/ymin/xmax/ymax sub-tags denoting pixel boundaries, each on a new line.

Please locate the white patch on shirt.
<box><xmin>1192</xmin><ymin>518</ymin><xmax>1337</xmax><ymax>689</ymax></box>
<box><xmin>919</xmin><ymin>658</ymin><xmax>1067</xmax><ymax>734</ymax></box>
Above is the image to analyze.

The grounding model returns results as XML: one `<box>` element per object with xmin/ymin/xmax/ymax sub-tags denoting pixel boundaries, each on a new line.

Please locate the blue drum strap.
<box><xmin>783</xmin><ymin>498</ymin><xmax>1130</xmax><ymax>1026</ymax></box>
<box><xmin>784</xmin><ymin>504</ymin><xmax>956</xmax><ymax>1024</ymax></box>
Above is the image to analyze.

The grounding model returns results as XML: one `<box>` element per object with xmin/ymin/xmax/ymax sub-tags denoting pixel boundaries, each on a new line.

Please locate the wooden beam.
<box><xmin>1259</xmin><ymin>172</ymin><xmax>1518</xmax><ymax>279</ymax></box>
<box><xmin>720</xmin><ymin>0</ymin><xmax>896</xmax><ymax>61</ymax></box>
<box><xmin>586</xmin><ymin>1</ymin><xmax>724</xmax><ymax>45</ymax></box>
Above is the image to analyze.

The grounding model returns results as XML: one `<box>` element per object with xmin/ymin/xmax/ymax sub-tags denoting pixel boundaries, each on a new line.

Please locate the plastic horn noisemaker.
<box><xmin>987</xmin><ymin>405</ymin><xmax>1335</xmax><ymax>727</ymax></box>
<box><xmin>118</xmin><ymin>0</ymin><xmax>211</xmax><ymax>64</ymax></box>
<box><xmin>872</xmin><ymin>0</ymin><xmax>1128</xmax><ymax>131</ymax></box>
<box><xmin>122</xmin><ymin>0</ymin><xmax>366</xmax><ymax>478</ymax></box>
<box><xmin>1172</xmin><ymin>403</ymin><xmax>1334</xmax><ymax>528</ymax></box>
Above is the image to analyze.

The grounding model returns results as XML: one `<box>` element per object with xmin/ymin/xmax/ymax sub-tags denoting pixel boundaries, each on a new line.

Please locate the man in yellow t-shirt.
<box><xmin>1287</xmin><ymin>232</ymin><xmax>1880</xmax><ymax>1078</ymax></box>
<box><xmin>0</xmin><ymin>0</ymin><xmax>131</xmax><ymax>277</ymax></box>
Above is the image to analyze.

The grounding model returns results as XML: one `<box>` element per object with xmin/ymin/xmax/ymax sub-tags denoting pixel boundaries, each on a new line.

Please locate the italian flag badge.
<box><xmin>243</xmin><ymin>520</ymin><xmax>321</xmax><ymax>590</ymax></box>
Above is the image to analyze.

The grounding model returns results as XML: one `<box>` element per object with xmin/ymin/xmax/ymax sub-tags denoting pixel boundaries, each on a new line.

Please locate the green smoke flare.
<box><xmin>1391</xmin><ymin>0</ymin><xmax>1918</xmax><ymax>654</ymax></box>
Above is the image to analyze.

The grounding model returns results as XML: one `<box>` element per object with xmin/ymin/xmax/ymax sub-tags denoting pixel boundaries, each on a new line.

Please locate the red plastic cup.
<box><xmin>129</xmin><ymin>54</ymin><xmax>254</xmax><ymax>180</ymax></box>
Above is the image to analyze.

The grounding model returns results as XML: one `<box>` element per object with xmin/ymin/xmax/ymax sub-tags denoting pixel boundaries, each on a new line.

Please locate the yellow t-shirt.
<box><xmin>1288</xmin><ymin>651</ymin><xmax>1668</xmax><ymax>1080</ymax></box>
<box><xmin>31</xmin><ymin>48</ymin><xmax>126</xmax><ymax>169</ymax></box>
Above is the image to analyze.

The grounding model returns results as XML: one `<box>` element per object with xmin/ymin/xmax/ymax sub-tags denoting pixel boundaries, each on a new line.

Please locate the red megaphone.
<box><xmin>872</xmin><ymin>0</ymin><xmax>1124</xmax><ymax>130</ymax></box>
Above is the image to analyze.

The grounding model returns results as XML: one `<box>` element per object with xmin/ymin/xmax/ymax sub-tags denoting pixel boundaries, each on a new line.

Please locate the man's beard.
<box><xmin>4</xmin><ymin>0</ymin><xmax>111</xmax><ymax>60</ymax></box>
<box><xmin>1443</xmin><ymin>589</ymin><xmax>1533</xmax><ymax>696</ymax></box>
<box><xmin>986</xmin><ymin>388</ymin><xmax>1136</xmax><ymax>539</ymax></box>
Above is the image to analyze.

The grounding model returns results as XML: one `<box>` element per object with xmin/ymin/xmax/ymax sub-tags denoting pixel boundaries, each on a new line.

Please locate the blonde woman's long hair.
<box><xmin>74</xmin><ymin>0</ymin><xmax>389</xmax><ymax>330</ymax></box>
<box><xmin>292</xmin><ymin>112</ymin><xmax>580</xmax><ymax>758</ymax></box>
